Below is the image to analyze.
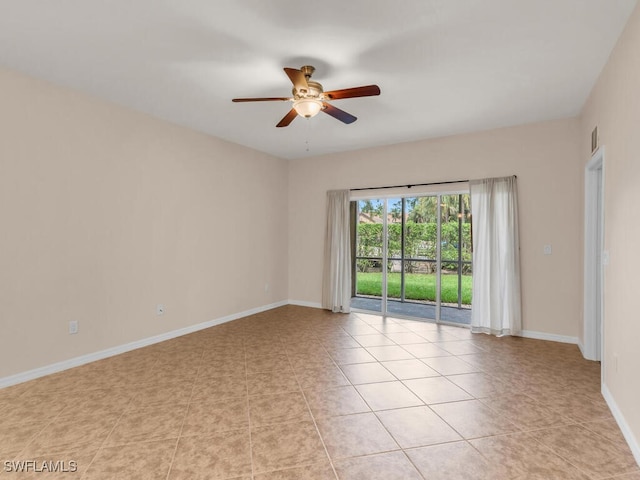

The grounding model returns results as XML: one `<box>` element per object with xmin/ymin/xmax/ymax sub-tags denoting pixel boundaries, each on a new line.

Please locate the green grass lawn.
<box><xmin>356</xmin><ymin>272</ymin><xmax>472</xmax><ymax>305</ymax></box>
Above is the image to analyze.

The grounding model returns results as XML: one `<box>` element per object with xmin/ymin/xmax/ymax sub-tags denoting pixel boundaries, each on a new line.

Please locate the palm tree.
<box><xmin>407</xmin><ymin>196</ymin><xmax>438</xmax><ymax>223</ymax></box>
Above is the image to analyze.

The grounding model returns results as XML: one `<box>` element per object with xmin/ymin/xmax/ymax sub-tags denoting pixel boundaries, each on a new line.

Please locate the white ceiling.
<box><xmin>0</xmin><ymin>1</ymin><xmax>636</xmax><ymax>160</ymax></box>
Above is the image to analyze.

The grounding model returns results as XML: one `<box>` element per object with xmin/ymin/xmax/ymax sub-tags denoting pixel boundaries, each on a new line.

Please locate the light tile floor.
<box><xmin>0</xmin><ymin>305</ymin><xmax>638</xmax><ymax>479</ymax></box>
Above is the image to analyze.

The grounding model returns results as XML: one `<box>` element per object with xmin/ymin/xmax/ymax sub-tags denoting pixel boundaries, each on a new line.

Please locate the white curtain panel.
<box><xmin>322</xmin><ymin>190</ymin><xmax>352</xmax><ymax>313</ymax></box>
<box><xmin>470</xmin><ymin>176</ymin><xmax>522</xmax><ymax>336</ymax></box>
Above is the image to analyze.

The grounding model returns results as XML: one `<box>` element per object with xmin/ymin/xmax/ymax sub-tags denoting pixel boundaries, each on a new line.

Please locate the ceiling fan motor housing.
<box><xmin>300</xmin><ymin>65</ymin><xmax>315</xmax><ymax>78</ymax></box>
<box><xmin>293</xmin><ymin>81</ymin><xmax>323</xmax><ymax>100</ymax></box>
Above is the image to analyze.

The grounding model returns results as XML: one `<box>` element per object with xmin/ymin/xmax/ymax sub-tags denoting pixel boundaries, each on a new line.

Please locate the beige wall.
<box><xmin>289</xmin><ymin>118</ymin><xmax>582</xmax><ymax>337</ymax></box>
<box><xmin>580</xmin><ymin>3</ymin><xmax>640</xmax><ymax>447</ymax></box>
<box><xmin>0</xmin><ymin>68</ymin><xmax>289</xmax><ymax>379</ymax></box>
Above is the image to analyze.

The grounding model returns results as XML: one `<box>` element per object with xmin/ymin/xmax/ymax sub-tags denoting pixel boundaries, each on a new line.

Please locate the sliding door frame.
<box><xmin>352</xmin><ymin>186</ymin><xmax>470</xmax><ymax>324</ymax></box>
<box><xmin>381</xmin><ymin>198</ymin><xmax>389</xmax><ymax>316</ymax></box>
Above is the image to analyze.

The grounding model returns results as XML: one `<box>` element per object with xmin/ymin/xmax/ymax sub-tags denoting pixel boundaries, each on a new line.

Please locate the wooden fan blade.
<box><xmin>284</xmin><ymin>68</ymin><xmax>309</xmax><ymax>93</ymax></box>
<box><xmin>232</xmin><ymin>97</ymin><xmax>290</xmax><ymax>102</ymax></box>
<box><xmin>324</xmin><ymin>85</ymin><xmax>381</xmax><ymax>100</ymax></box>
<box><xmin>321</xmin><ymin>102</ymin><xmax>357</xmax><ymax>124</ymax></box>
<box><xmin>276</xmin><ymin>108</ymin><xmax>298</xmax><ymax>128</ymax></box>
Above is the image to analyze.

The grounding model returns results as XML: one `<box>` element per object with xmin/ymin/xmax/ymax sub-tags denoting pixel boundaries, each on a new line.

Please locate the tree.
<box><xmin>407</xmin><ymin>196</ymin><xmax>438</xmax><ymax>223</ymax></box>
<box><xmin>360</xmin><ymin>200</ymin><xmax>375</xmax><ymax>214</ymax></box>
<box><xmin>389</xmin><ymin>199</ymin><xmax>403</xmax><ymax>223</ymax></box>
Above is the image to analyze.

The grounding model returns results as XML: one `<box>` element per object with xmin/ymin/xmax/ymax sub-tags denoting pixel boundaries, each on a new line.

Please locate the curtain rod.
<box><xmin>349</xmin><ymin>175</ymin><xmax>517</xmax><ymax>192</ymax></box>
<box><xmin>350</xmin><ymin>179</ymin><xmax>468</xmax><ymax>192</ymax></box>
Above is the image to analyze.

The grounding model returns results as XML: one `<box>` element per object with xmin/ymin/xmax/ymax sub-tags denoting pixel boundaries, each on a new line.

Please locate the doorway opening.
<box><xmin>351</xmin><ymin>192</ymin><xmax>472</xmax><ymax>325</ymax></box>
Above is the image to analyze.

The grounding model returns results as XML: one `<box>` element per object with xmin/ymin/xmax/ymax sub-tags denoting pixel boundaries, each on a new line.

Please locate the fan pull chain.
<box><xmin>304</xmin><ymin>116</ymin><xmax>311</xmax><ymax>153</ymax></box>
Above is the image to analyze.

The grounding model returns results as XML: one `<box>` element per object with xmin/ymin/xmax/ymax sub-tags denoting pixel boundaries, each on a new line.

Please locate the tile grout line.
<box><xmin>520</xmin><ymin>430</ymin><xmax>595</xmax><ymax>479</ymax></box>
<box><xmin>244</xmin><ymin>328</ymin><xmax>257</xmax><ymax>480</ymax></box>
<box><xmin>345</xmin><ymin>321</ymin><xmax>494</xmax><ymax>479</ymax></box>
<box><xmin>77</xmin><ymin>363</ymin><xmax>151</xmax><ymax>480</ymax></box>
<box><xmin>350</xmin><ymin>319</ymin><xmax>479</xmax><ymax>479</ymax></box>
<box><xmin>345</xmin><ymin>332</ymin><xmax>428</xmax><ymax>479</ymax></box>
<box><xmin>291</xmin><ymin>332</ymin><xmax>341</xmax><ymax>480</ymax></box>
<box><xmin>398</xmin><ymin>319</ymin><xmax>520</xmax><ymax>476</ymax></box>
<box><xmin>9</xmin><ymin>399</ymin><xmax>70</xmax><ymax>465</ymax></box>
<box><xmin>336</xmin><ymin>326</ymin><xmax>429</xmax><ymax>477</ymax></box>
<box><xmin>163</xmin><ymin>347</ymin><xmax>205</xmax><ymax>480</ymax></box>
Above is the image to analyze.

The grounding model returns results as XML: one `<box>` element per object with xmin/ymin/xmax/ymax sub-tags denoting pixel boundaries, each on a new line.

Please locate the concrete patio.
<box><xmin>350</xmin><ymin>296</ymin><xmax>471</xmax><ymax>326</ymax></box>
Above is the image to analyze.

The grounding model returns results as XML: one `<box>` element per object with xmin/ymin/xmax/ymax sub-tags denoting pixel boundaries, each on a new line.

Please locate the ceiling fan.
<box><xmin>232</xmin><ymin>65</ymin><xmax>381</xmax><ymax>127</ymax></box>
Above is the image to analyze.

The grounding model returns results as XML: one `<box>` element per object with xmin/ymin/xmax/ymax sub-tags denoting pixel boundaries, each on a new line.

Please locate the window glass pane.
<box><xmin>387</xmin><ymin>198</ymin><xmax>402</xmax><ymax>259</ymax></box>
<box><xmin>406</xmin><ymin>196</ymin><xmax>437</xmax><ymax>261</ymax></box>
<box><xmin>354</xmin><ymin>199</ymin><xmax>383</xmax><ymax>311</ymax></box>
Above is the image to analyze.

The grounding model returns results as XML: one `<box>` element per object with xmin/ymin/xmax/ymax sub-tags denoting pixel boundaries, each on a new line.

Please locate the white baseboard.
<box><xmin>520</xmin><ymin>330</ymin><xmax>579</xmax><ymax>345</ymax></box>
<box><xmin>0</xmin><ymin>300</ymin><xmax>288</xmax><ymax>389</ymax></box>
<box><xmin>577</xmin><ymin>340</ymin><xmax>586</xmax><ymax>357</ymax></box>
<box><xmin>602</xmin><ymin>383</ymin><xmax>640</xmax><ymax>465</ymax></box>
<box><xmin>288</xmin><ymin>299</ymin><xmax>323</xmax><ymax>309</ymax></box>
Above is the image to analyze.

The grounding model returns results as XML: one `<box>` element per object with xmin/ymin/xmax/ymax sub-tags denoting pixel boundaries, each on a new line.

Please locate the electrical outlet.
<box><xmin>264</xmin><ymin>283</ymin><xmax>270</xmax><ymax>293</ymax></box>
<box><xmin>156</xmin><ymin>304</ymin><xmax>165</xmax><ymax>316</ymax></box>
<box><xmin>543</xmin><ymin>244</ymin><xmax>552</xmax><ymax>255</ymax></box>
<box><xmin>69</xmin><ymin>320</ymin><xmax>78</xmax><ymax>335</ymax></box>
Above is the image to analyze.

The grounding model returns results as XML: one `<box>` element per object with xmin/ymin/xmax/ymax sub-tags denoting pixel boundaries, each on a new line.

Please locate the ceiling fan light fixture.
<box><xmin>293</xmin><ymin>98</ymin><xmax>322</xmax><ymax>118</ymax></box>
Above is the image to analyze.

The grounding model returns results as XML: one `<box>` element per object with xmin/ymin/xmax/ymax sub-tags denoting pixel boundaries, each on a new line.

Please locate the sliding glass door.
<box><xmin>438</xmin><ymin>194</ymin><xmax>473</xmax><ymax>323</ymax></box>
<box><xmin>353</xmin><ymin>193</ymin><xmax>472</xmax><ymax>325</ymax></box>
<box><xmin>354</xmin><ymin>199</ymin><xmax>384</xmax><ymax>313</ymax></box>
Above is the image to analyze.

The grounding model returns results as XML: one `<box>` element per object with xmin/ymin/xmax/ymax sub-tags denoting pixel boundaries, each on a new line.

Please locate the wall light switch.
<box><xmin>69</xmin><ymin>320</ymin><xmax>78</xmax><ymax>334</ymax></box>
<box><xmin>543</xmin><ymin>244</ymin><xmax>552</xmax><ymax>255</ymax></box>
